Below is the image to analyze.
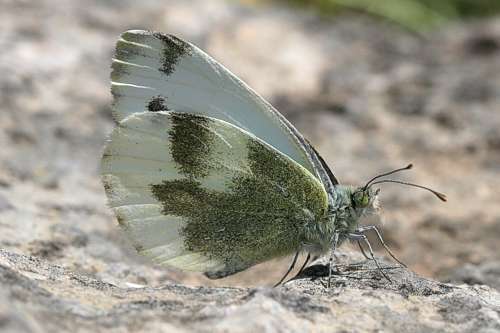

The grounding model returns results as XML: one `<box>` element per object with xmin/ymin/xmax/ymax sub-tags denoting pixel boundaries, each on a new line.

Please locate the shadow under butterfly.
<box><xmin>102</xmin><ymin>30</ymin><xmax>446</xmax><ymax>288</ymax></box>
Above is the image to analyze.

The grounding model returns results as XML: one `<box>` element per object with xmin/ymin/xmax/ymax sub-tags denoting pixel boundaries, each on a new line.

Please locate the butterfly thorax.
<box><xmin>302</xmin><ymin>185</ymin><xmax>375</xmax><ymax>255</ymax></box>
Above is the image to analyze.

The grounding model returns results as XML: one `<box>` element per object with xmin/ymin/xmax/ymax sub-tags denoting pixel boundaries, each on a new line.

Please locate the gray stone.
<box><xmin>1</xmin><ymin>250</ymin><xmax>499</xmax><ymax>333</ymax></box>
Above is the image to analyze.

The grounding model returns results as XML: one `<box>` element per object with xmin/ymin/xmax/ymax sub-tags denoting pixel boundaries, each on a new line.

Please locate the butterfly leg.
<box><xmin>357</xmin><ymin>240</ymin><xmax>371</xmax><ymax>260</ymax></box>
<box><xmin>280</xmin><ymin>253</ymin><xmax>313</xmax><ymax>285</ymax></box>
<box><xmin>328</xmin><ymin>232</ymin><xmax>340</xmax><ymax>288</ymax></box>
<box><xmin>348</xmin><ymin>233</ymin><xmax>392</xmax><ymax>282</ymax></box>
<box><xmin>273</xmin><ymin>251</ymin><xmax>299</xmax><ymax>287</ymax></box>
<box><xmin>356</xmin><ymin>225</ymin><xmax>407</xmax><ymax>268</ymax></box>
<box><xmin>294</xmin><ymin>253</ymin><xmax>311</xmax><ymax>277</ymax></box>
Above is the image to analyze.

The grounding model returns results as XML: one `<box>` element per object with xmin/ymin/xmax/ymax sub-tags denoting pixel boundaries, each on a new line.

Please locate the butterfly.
<box><xmin>101</xmin><ymin>30</ymin><xmax>446</xmax><ymax>286</ymax></box>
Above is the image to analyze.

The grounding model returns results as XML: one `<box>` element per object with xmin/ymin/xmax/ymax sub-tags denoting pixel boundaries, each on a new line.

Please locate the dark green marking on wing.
<box><xmin>153</xmin><ymin>33</ymin><xmax>192</xmax><ymax>76</ymax></box>
<box><xmin>151</xmin><ymin>178</ymin><xmax>209</xmax><ymax>217</ymax></box>
<box><xmin>169</xmin><ymin>113</ymin><xmax>215</xmax><ymax>179</ymax></box>
<box><xmin>150</xmin><ymin>129</ymin><xmax>328</xmax><ymax>278</ymax></box>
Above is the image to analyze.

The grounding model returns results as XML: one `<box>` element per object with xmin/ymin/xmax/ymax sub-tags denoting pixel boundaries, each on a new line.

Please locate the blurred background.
<box><xmin>1</xmin><ymin>0</ymin><xmax>499</xmax><ymax>289</ymax></box>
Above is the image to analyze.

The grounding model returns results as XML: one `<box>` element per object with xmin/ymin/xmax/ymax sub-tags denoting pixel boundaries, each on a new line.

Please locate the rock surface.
<box><xmin>2</xmin><ymin>0</ymin><xmax>500</xmax><ymax>331</ymax></box>
<box><xmin>2</xmin><ymin>249</ymin><xmax>499</xmax><ymax>333</ymax></box>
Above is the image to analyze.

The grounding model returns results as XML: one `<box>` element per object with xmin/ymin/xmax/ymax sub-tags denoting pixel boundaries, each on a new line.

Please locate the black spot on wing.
<box><xmin>147</xmin><ymin>95</ymin><xmax>169</xmax><ymax>112</ymax></box>
<box><xmin>168</xmin><ymin>113</ymin><xmax>214</xmax><ymax>178</ymax></box>
<box><xmin>153</xmin><ymin>33</ymin><xmax>192</xmax><ymax>76</ymax></box>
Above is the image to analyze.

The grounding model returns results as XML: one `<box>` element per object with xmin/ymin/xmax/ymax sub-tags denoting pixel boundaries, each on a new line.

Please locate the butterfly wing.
<box><xmin>111</xmin><ymin>30</ymin><xmax>334</xmax><ymax>187</ymax></box>
<box><xmin>101</xmin><ymin>112</ymin><xmax>328</xmax><ymax>278</ymax></box>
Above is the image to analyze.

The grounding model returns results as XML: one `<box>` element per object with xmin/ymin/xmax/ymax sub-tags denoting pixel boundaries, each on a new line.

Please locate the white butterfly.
<box><xmin>102</xmin><ymin>30</ymin><xmax>445</xmax><ymax>284</ymax></box>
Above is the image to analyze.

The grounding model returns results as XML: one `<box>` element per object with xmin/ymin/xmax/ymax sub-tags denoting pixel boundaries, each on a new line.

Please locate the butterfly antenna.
<box><xmin>363</xmin><ymin>164</ymin><xmax>413</xmax><ymax>190</ymax></box>
<box><xmin>370</xmin><ymin>179</ymin><xmax>447</xmax><ymax>202</ymax></box>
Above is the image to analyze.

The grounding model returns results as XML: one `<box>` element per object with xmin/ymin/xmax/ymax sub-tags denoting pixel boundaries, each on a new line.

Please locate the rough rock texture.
<box><xmin>442</xmin><ymin>261</ymin><xmax>500</xmax><ymax>292</ymax></box>
<box><xmin>2</xmin><ymin>249</ymin><xmax>499</xmax><ymax>333</ymax></box>
<box><xmin>1</xmin><ymin>0</ymin><xmax>500</xmax><ymax>331</ymax></box>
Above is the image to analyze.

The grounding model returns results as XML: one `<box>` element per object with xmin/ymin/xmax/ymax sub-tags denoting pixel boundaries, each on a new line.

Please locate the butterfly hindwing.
<box><xmin>101</xmin><ymin>112</ymin><xmax>329</xmax><ymax>278</ymax></box>
<box><xmin>111</xmin><ymin>30</ymin><xmax>323</xmax><ymax>179</ymax></box>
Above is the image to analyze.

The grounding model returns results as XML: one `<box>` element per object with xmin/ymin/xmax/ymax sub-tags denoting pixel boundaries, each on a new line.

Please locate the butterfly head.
<box><xmin>352</xmin><ymin>186</ymin><xmax>379</xmax><ymax>208</ymax></box>
<box><xmin>351</xmin><ymin>186</ymin><xmax>380</xmax><ymax>216</ymax></box>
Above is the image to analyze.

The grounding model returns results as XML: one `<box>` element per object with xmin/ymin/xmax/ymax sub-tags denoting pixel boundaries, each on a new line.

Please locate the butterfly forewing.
<box><xmin>101</xmin><ymin>112</ymin><xmax>329</xmax><ymax>278</ymax></box>
<box><xmin>111</xmin><ymin>30</ymin><xmax>320</xmax><ymax>178</ymax></box>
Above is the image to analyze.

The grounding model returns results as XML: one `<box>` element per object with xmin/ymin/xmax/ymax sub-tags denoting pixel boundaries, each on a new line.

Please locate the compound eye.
<box><xmin>353</xmin><ymin>191</ymin><xmax>369</xmax><ymax>207</ymax></box>
<box><xmin>361</xmin><ymin>193</ymin><xmax>369</xmax><ymax>206</ymax></box>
